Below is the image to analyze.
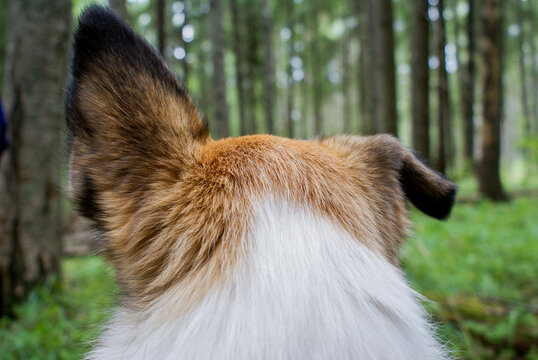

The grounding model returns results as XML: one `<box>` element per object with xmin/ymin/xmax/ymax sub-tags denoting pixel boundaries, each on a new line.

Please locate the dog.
<box><xmin>66</xmin><ymin>6</ymin><xmax>456</xmax><ymax>360</ymax></box>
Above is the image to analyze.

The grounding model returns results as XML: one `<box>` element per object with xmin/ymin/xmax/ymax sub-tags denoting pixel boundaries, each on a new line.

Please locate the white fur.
<box><xmin>89</xmin><ymin>198</ymin><xmax>448</xmax><ymax>360</ymax></box>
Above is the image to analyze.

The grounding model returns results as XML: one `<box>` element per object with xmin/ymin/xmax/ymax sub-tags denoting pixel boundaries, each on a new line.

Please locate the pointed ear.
<box><xmin>322</xmin><ymin>135</ymin><xmax>457</xmax><ymax>220</ymax></box>
<box><xmin>66</xmin><ymin>6</ymin><xmax>209</xmax><ymax>226</ymax></box>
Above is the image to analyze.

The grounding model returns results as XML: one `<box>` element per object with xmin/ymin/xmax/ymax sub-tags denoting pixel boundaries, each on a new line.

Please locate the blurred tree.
<box><xmin>526</xmin><ymin>0</ymin><xmax>538</xmax><ymax>132</ymax></box>
<box><xmin>109</xmin><ymin>0</ymin><xmax>129</xmax><ymax>23</ymax></box>
<box><xmin>262</xmin><ymin>0</ymin><xmax>275</xmax><ymax>134</ymax></box>
<box><xmin>245</xmin><ymin>0</ymin><xmax>261</xmax><ymax>134</ymax></box>
<box><xmin>230</xmin><ymin>0</ymin><xmax>248</xmax><ymax>135</ymax></box>
<box><xmin>462</xmin><ymin>0</ymin><xmax>476</xmax><ymax>166</ymax></box>
<box><xmin>478</xmin><ymin>0</ymin><xmax>506</xmax><ymax>201</ymax></box>
<box><xmin>355</xmin><ymin>0</ymin><xmax>374</xmax><ymax>135</ymax></box>
<box><xmin>411</xmin><ymin>0</ymin><xmax>430</xmax><ymax>161</ymax></box>
<box><xmin>209</xmin><ymin>0</ymin><xmax>230</xmax><ymax>138</ymax></box>
<box><xmin>369</xmin><ymin>0</ymin><xmax>397</xmax><ymax>136</ymax></box>
<box><xmin>341</xmin><ymin>4</ymin><xmax>352</xmax><ymax>133</ymax></box>
<box><xmin>178</xmin><ymin>0</ymin><xmax>190</xmax><ymax>87</ymax></box>
<box><xmin>435</xmin><ymin>0</ymin><xmax>450</xmax><ymax>174</ymax></box>
<box><xmin>156</xmin><ymin>0</ymin><xmax>166</xmax><ymax>56</ymax></box>
<box><xmin>0</xmin><ymin>0</ymin><xmax>7</xmax><ymax>89</ymax></box>
<box><xmin>516</xmin><ymin>0</ymin><xmax>531</xmax><ymax>134</ymax></box>
<box><xmin>286</xmin><ymin>0</ymin><xmax>296</xmax><ymax>138</ymax></box>
<box><xmin>0</xmin><ymin>0</ymin><xmax>71</xmax><ymax>316</ymax></box>
<box><xmin>310</xmin><ymin>0</ymin><xmax>323</xmax><ymax>135</ymax></box>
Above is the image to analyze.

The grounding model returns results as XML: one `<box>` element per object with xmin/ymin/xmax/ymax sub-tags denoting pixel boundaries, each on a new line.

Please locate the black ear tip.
<box><xmin>435</xmin><ymin>184</ymin><xmax>458</xmax><ymax>220</ymax></box>
<box><xmin>78</xmin><ymin>5</ymin><xmax>120</xmax><ymax>27</ymax></box>
<box><xmin>75</xmin><ymin>5</ymin><xmax>128</xmax><ymax>42</ymax></box>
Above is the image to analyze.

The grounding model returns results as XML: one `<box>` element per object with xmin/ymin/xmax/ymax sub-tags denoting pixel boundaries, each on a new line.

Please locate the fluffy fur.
<box><xmin>66</xmin><ymin>6</ymin><xmax>457</xmax><ymax>360</ymax></box>
<box><xmin>89</xmin><ymin>199</ymin><xmax>447</xmax><ymax>360</ymax></box>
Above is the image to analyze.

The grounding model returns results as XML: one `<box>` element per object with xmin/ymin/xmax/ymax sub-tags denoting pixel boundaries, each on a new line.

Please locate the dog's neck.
<box><xmin>89</xmin><ymin>198</ymin><xmax>448</xmax><ymax>360</ymax></box>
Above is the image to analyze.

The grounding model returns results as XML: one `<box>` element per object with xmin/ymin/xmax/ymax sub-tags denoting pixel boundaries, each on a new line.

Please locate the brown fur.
<box><xmin>67</xmin><ymin>6</ymin><xmax>456</xmax><ymax>311</ymax></box>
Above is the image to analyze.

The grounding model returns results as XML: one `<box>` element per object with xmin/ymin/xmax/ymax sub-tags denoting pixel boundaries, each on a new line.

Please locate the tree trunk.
<box><xmin>209</xmin><ymin>0</ymin><xmax>230</xmax><ymax>138</ymax></box>
<box><xmin>310</xmin><ymin>0</ymin><xmax>323</xmax><ymax>135</ymax></box>
<box><xmin>0</xmin><ymin>0</ymin><xmax>7</xmax><ymax>89</ymax></box>
<box><xmin>461</xmin><ymin>0</ymin><xmax>476</xmax><ymax>166</ymax></box>
<box><xmin>178</xmin><ymin>1</ymin><xmax>189</xmax><ymax>87</ymax></box>
<box><xmin>245</xmin><ymin>0</ymin><xmax>260</xmax><ymax>134</ymax></box>
<box><xmin>286</xmin><ymin>0</ymin><xmax>295</xmax><ymax>138</ymax></box>
<box><xmin>355</xmin><ymin>0</ymin><xmax>374</xmax><ymax>135</ymax></box>
<box><xmin>516</xmin><ymin>0</ymin><xmax>531</xmax><ymax>134</ymax></box>
<box><xmin>342</xmin><ymin>15</ymin><xmax>352</xmax><ymax>133</ymax></box>
<box><xmin>109</xmin><ymin>0</ymin><xmax>129</xmax><ymax>23</ymax></box>
<box><xmin>411</xmin><ymin>0</ymin><xmax>430</xmax><ymax>160</ymax></box>
<box><xmin>370</xmin><ymin>0</ymin><xmax>398</xmax><ymax>136</ymax></box>
<box><xmin>0</xmin><ymin>0</ymin><xmax>71</xmax><ymax>317</ymax></box>
<box><xmin>230</xmin><ymin>0</ymin><xmax>248</xmax><ymax>135</ymax></box>
<box><xmin>262</xmin><ymin>0</ymin><xmax>275</xmax><ymax>134</ymax></box>
<box><xmin>435</xmin><ymin>0</ymin><xmax>450</xmax><ymax>174</ymax></box>
<box><xmin>526</xmin><ymin>0</ymin><xmax>538</xmax><ymax>133</ymax></box>
<box><xmin>478</xmin><ymin>0</ymin><xmax>507</xmax><ymax>201</ymax></box>
<box><xmin>156</xmin><ymin>0</ymin><xmax>166</xmax><ymax>56</ymax></box>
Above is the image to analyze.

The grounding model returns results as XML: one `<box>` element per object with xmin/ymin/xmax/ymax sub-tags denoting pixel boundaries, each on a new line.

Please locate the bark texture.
<box><xmin>411</xmin><ymin>0</ymin><xmax>430</xmax><ymax>160</ymax></box>
<box><xmin>478</xmin><ymin>0</ymin><xmax>506</xmax><ymax>201</ymax></box>
<box><xmin>0</xmin><ymin>0</ymin><xmax>71</xmax><ymax>316</ymax></box>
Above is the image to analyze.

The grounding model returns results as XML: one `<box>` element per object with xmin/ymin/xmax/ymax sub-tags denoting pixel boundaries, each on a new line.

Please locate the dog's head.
<box><xmin>66</xmin><ymin>6</ymin><xmax>456</xmax><ymax>305</ymax></box>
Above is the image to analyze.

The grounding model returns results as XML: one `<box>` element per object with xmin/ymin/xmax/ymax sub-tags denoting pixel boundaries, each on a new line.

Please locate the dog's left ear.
<box><xmin>322</xmin><ymin>135</ymin><xmax>457</xmax><ymax>220</ymax></box>
<box><xmin>66</xmin><ymin>6</ymin><xmax>208</xmax><ymax>228</ymax></box>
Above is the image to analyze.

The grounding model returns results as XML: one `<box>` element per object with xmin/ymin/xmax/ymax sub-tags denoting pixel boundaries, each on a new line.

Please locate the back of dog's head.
<box><xmin>67</xmin><ymin>6</ymin><xmax>456</xmax><ymax>308</ymax></box>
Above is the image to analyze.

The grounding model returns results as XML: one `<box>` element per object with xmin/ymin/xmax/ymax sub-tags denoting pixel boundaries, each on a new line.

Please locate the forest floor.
<box><xmin>0</xmin><ymin>186</ymin><xmax>537</xmax><ymax>360</ymax></box>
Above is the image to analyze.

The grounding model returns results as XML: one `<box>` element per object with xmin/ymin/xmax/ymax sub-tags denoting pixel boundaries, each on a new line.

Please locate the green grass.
<box><xmin>0</xmin><ymin>257</ymin><xmax>116</xmax><ymax>360</ymax></box>
<box><xmin>402</xmin><ymin>197</ymin><xmax>538</xmax><ymax>359</ymax></box>
<box><xmin>0</xmin><ymin>197</ymin><xmax>536</xmax><ymax>359</ymax></box>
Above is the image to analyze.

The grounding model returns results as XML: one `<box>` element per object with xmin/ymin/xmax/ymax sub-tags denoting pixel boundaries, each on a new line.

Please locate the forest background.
<box><xmin>0</xmin><ymin>0</ymin><xmax>537</xmax><ymax>359</ymax></box>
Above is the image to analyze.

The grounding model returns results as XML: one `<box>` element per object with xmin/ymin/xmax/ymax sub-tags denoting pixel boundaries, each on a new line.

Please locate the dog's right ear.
<box><xmin>66</xmin><ymin>6</ymin><xmax>209</xmax><ymax>228</ymax></box>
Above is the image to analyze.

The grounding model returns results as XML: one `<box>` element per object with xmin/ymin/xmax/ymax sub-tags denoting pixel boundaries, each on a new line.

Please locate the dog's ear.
<box><xmin>398</xmin><ymin>145</ymin><xmax>457</xmax><ymax>220</ymax></box>
<box><xmin>66</xmin><ymin>6</ymin><xmax>209</xmax><ymax>227</ymax></box>
<box><xmin>322</xmin><ymin>135</ymin><xmax>457</xmax><ymax>220</ymax></box>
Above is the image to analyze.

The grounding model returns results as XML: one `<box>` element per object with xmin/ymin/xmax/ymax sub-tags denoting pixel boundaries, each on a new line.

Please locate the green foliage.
<box><xmin>402</xmin><ymin>197</ymin><xmax>538</xmax><ymax>359</ymax></box>
<box><xmin>0</xmin><ymin>197</ymin><xmax>536</xmax><ymax>359</ymax></box>
<box><xmin>0</xmin><ymin>257</ymin><xmax>116</xmax><ymax>360</ymax></box>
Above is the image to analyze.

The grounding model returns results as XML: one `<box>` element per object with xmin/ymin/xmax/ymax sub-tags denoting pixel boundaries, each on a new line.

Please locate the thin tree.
<box><xmin>178</xmin><ymin>1</ymin><xmax>190</xmax><ymax>87</ymax></box>
<box><xmin>461</xmin><ymin>0</ymin><xmax>477</xmax><ymax>166</ymax></box>
<box><xmin>209</xmin><ymin>0</ymin><xmax>230</xmax><ymax>138</ymax></box>
<box><xmin>156</xmin><ymin>0</ymin><xmax>166</xmax><ymax>56</ymax></box>
<box><xmin>526</xmin><ymin>0</ymin><xmax>538</xmax><ymax>132</ymax></box>
<box><xmin>262</xmin><ymin>0</ymin><xmax>275</xmax><ymax>134</ymax></box>
<box><xmin>310</xmin><ymin>0</ymin><xmax>323</xmax><ymax>135</ymax></box>
<box><xmin>516</xmin><ymin>0</ymin><xmax>531</xmax><ymax>133</ymax></box>
<box><xmin>342</xmin><ymin>10</ymin><xmax>352</xmax><ymax>133</ymax></box>
<box><xmin>435</xmin><ymin>0</ymin><xmax>450</xmax><ymax>174</ymax></box>
<box><xmin>411</xmin><ymin>0</ymin><xmax>430</xmax><ymax>160</ymax></box>
<box><xmin>230</xmin><ymin>0</ymin><xmax>248</xmax><ymax>135</ymax></box>
<box><xmin>0</xmin><ymin>0</ymin><xmax>71</xmax><ymax>316</ymax></box>
<box><xmin>245</xmin><ymin>0</ymin><xmax>260</xmax><ymax>134</ymax></box>
<box><xmin>478</xmin><ymin>0</ymin><xmax>507</xmax><ymax>201</ymax></box>
<box><xmin>355</xmin><ymin>0</ymin><xmax>374</xmax><ymax>135</ymax></box>
<box><xmin>286</xmin><ymin>0</ymin><xmax>296</xmax><ymax>138</ymax></box>
<box><xmin>109</xmin><ymin>0</ymin><xmax>129</xmax><ymax>23</ymax></box>
<box><xmin>369</xmin><ymin>0</ymin><xmax>398</xmax><ymax>136</ymax></box>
